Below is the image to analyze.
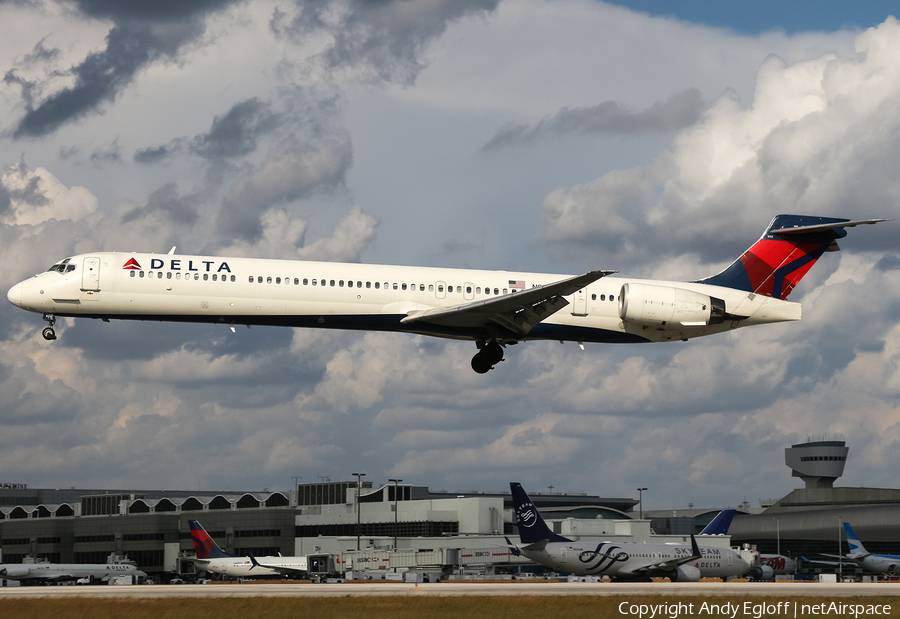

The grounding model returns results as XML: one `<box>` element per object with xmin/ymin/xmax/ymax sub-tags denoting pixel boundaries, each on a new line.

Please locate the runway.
<box><xmin>1</xmin><ymin>581</ymin><xmax>900</xmax><ymax>599</ymax></box>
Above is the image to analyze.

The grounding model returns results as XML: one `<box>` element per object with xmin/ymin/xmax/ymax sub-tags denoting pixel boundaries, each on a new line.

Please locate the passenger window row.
<box><xmin>130</xmin><ymin>271</ymin><xmax>237</xmax><ymax>282</ymax></box>
<box><xmin>592</xmin><ymin>293</ymin><xmax>619</xmax><ymax>302</ymax></box>
<box><xmin>246</xmin><ymin>277</ymin><xmax>511</xmax><ymax>296</ymax></box>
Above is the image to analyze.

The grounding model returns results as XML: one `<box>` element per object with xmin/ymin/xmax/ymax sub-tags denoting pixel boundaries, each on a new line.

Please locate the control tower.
<box><xmin>784</xmin><ymin>439</ymin><xmax>848</xmax><ymax>489</ymax></box>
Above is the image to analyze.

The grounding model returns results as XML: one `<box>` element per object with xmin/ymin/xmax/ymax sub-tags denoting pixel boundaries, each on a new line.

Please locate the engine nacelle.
<box><xmin>619</xmin><ymin>283</ymin><xmax>726</xmax><ymax>328</ymax></box>
<box><xmin>672</xmin><ymin>564</ymin><xmax>702</xmax><ymax>582</ymax></box>
<box><xmin>745</xmin><ymin>565</ymin><xmax>775</xmax><ymax>581</ymax></box>
<box><xmin>0</xmin><ymin>565</ymin><xmax>30</xmax><ymax>578</ymax></box>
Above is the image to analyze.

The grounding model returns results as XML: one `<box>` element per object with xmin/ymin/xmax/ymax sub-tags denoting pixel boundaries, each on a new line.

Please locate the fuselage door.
<box><xmin>436</xmin><ymin>281</ymin><xmax>447</xmax><ymax>300</ymax></box>
<box><xmin>82</xmin><ymin>257</ymin><xmax>101</xmax><ymax>291</ymax></box>
<box><xmin>571</xmin><ymin>289</ymin><xmax>587</xmax><ymax>316</ymax></box>
<box><xmin>464</xmin><ymin>282</ymin><xmax>475</xmax><ymax>301</ymax></box>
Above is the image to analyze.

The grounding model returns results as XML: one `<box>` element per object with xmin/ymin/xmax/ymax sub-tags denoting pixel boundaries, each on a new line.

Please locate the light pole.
<box><xmin>352</xmin><ymin>472</ymin><xmax>366</xmax><ymax>551</ymax></box>
<box><xmin>773</xmin><ymin>517</ymin><xmax>782</xmax><ymax>556</ymax></box>
<box><xmin>389</xmin><ymin>478</ymin><xmax>403</xmax><ymax>551</ymax></box>
<box><xmin>835</xmin><ymin>516</ymin><xmax>843</xmax><ymax>580</ymax></box>
<box><xmin>637</xmin><ymin>488</ymin><xmax>648</xmax><ymax>520</ymax></box>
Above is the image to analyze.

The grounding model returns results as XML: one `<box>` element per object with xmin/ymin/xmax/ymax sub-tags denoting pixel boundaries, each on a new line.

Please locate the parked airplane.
<box><xmin>0</xmin><ymin>560</ymin><xmax>145</xmax><ymax>584</ymax></box>
<box><xmin>819</xmin><ymin>522</ymin><xmax>900</xmax><ymax>575</ymax></box>
<box><xmin>698</xmin><ymin>509</ymin><xmax>795</xmax><ymax>579</ymax></box>
<box><xmin>6</xmin><ymin>215</ymin><xmax>885</xmax><ymax>372</ymax></box>
<box><xmin>506</xmin><ymin>482</ymin><xmax>750</xmax><ymax>581</ymax></box>
<box><xmin>187</xmin><ymin>519</ymin><xmax>309</xmax><ymax>579</ymax></box>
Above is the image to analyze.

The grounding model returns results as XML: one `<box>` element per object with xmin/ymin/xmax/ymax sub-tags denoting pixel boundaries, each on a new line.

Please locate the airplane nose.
<box><xmin>7</xmin><ymin>282</ymin><xmax>22</xmax><ymax>307</ymax></box>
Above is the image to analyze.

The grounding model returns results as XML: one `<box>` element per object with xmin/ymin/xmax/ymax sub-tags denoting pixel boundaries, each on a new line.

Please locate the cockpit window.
<box><xmin>47</xmin><ymin>258</ymin><xmax>74</xmax><ymax>274</ymax></box>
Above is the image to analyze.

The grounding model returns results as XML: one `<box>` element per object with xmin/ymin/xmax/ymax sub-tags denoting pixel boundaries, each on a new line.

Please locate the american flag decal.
<box><xmin>509</xmin><ymin>279</ymin><xmax>525</xmax><ymax>289</ymax></box>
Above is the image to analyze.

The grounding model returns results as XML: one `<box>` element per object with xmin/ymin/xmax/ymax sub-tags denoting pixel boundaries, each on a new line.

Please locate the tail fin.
<box><xmin>843</xmin><ymin>522</ymin><xmax>869</xmax><ymax>556</ymax></box>
<box><xmin>699</xmin><ymin>215</ymin><xmax>886</xmax><ymax>300</ymax></box>
<box><xmin>509</xmin><ymin>482</ymin><xmax>571</xmax><ymax>544</ymax></box>
<box><xmin>189</xmin><ymin>520</ymin><xmax>235</xmax><ymax>559</ymax></box>
<box><xmin>699</xmin><ymin>509</ymin><xmax>735</xmax><ymax>535</ymax></box>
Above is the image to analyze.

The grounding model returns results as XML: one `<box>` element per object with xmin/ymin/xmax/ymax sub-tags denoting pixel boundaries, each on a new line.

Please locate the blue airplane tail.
<box><xmin>843</xmin><ymin>522</ymin><xmax>867</xmax><ymax>555</ymax></box>
<box><xmin>699</xmin><ymin>509</ymin><xmax>735</xmax><ymax>535</ymax></box>
<box><xmin>509</xmin><ymin>482</ymin><xmax>571</xmax><ymax>544</ymax></box>
<box><xmin>189</xmin><ymin>519</ymin><xmax>235</xmax><ymax>559</ymax></box>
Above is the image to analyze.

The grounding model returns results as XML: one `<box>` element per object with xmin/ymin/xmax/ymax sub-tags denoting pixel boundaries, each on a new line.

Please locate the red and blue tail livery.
<box><xmin>700</xmin><ymin>215</ymin><xmax>884</xmax><ymax>300</ymax></box>
<box><xmin>189</xmin><ymin>520</ymin><xmax>234</xmax><ymax>559</ymax></box>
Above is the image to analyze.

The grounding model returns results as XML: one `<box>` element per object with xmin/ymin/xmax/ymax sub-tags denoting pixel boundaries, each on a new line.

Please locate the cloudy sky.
<box><xmin>1</xmin><ymin>0</ymin><xmax>898</xmax><ymax>512</ymax></box>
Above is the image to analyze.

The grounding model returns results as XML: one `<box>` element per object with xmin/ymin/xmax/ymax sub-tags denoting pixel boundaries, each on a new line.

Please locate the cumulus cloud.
<box><xmin>0</xmin><ymin>161</ymin><xmax>98</xmax><ymax>225</ymax></box>
<box><xmin>216</xmin><ymin>133</ymin><xmax>353</xmax><ymax>241</ymax></box>
<box><xmin>9</xmin><ymin>1</ymin><xmax>239</xmax><ymax>139</ymax></box>
<box><xmin>538</xmin><ymin>18</ymin><xmax>900</xmax><ymax>272</ymax></box>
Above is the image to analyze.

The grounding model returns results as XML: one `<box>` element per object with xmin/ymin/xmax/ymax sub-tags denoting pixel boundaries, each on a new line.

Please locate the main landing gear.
<box><xmin>42</xmin><ymin>314</ymin><xmax>57</xmax><ymax>341</ymax></box>
<box><xmin>471</xmin><ymin>340</ymin><xmax>504</xmax><ymax>374</ymax></box>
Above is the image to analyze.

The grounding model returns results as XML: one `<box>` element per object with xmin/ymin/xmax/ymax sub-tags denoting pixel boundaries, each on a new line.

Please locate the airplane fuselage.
<box><xmin>0</xmin><ymin>562</ymin><xmax>144</xmax><ymax>583</ymax></box>
<box><xmin>199</xmin><ymin>556</ymin><xmax>307</xmax><ymax>578</ymax></box>
<box><xmin>520</xmin><ymin>540</ymin><xmax>749</xmax><ymax>579</ymax></box>
<box><xmin>7</xmin><ymin>252</ymin><xmax>800</xmax><ymax>345</ymax></box>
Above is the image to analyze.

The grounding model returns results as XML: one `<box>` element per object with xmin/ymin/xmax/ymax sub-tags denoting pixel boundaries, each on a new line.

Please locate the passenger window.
<box><xmin>139</xmin><ymin>271</ymin><xmax>145</xmax><ymax>278</ymax></box>
<box><xmin>276</xmin><ymin>277</ymin><xmax>281</xmax><ymax>284</ymax></box>
<box><xmin>231</xmin><ymin>275</ymin><xmax>235</xmax><ymax>282</ymax></box>
<box><xmin>393</xmin><ymin>283</ymin><xmax>398</xmax><ymax>290</ymax></box>
<box><xmin>402</xmin><ymin>283</ymin><xmax>407</xmax><ymax>291</ymax></box>
<box><xmin>366</xmin><ymin>282</ymin><xmax>371</xmax><ymax>289</ymax></box>
<box><xmin>428</xmin><ymin>284</ymin><xmax>434</xmax><ymax>292</ymax></box>
<box><xmin>348</xmin><ymin>280</ymin><xmax>354</xmax><ymax>288</ymax></box>
<box><xmin>267</xmin><ymin>276</ymin><xmax>272</xmax><ymax>284</ymax></box>
<box><xmin>503</xmin><ymin>288</ymin><xmax>507</xmax><ymax>294</ymax></box>
<box><xmin>457</xmin><ymin>286</ymin><xmax>462</xmax><ymax>293</ymax></box>
<box><xmin>339</xmin><ymin>280</ymin><xmax>344</xmax><ymax>287</ymax></box>
<box><xmin>258</xmin><ymin>276</ymin><xmax>263</xmax><ymax>283</ymax></box>
<box><xmin>466</xmin><ymin>286</ymin><xmax>472</xmax><ymax>294</ymax></box>
<box><xmin>203</xmin><ymin>274</ymin><xmax>209</xmax><ymax>281</ymax></box>
<box><xmin>303</xmin><ymin>278</ymin><xmax>308</xmax><ymax>285</ymax></box>
<box><xmin>194</xmin><ymin>273</ymin><xmax>200</xmax><ymax>280</ymax></box>
<box><xmin>494</xmin><ymin>288</ymin><xmax>499</xmax><ymax>295</ymax></box>
<box><xmin>358</xmin><ymin>281</ymin><xmax>362</xmax><ymax>288</ymax></box>
<box><xmin>176</xmin><ymin>273</ymin><xmax>181</xmax><ymax>280</ymax></box>
<box><xmin>330</xmin><ymin>280</ymin><xmax>335</xmax><ymax>286</ymax></box>
<box><xmin>601</xmin><ymin>294</ymin><xmax>605</xmax><ymax>301</ymax></box>
<box><xmin>294</xmin><ymin>278</ymin><xmax>299</xmax><ymax>285</ymax></box>
<box><xmin>476</xmin><ymin>287</ymin><xmax>481</xmax><ymax>294</ymax></box>
<box><xmin>419</xmin><ymin>284</ymin><xmax>424</xmax><ymax>291</ymax></box>
<box><xmin>312</xmin><ymin>279</ymin><xmax>317</xmax><ymax>286</ymax></box>
<box><xmin>591</xmin><ymin>293</ymin><xmax>596</xmax><ymax>300</ymax></box>
<box><xmin>438</xmin><ymin>284</ymin><xmax>444</xmax><ymax>293</ymax></box>
<box><xmin>375</xmin><ymin>282</ymin><xmax>380</xmax><ymax>289</ymax></box>
<box><xmin>130</xmin><ymin>271</ymin><xmax>135</xmax><ymax>278</ymax></box>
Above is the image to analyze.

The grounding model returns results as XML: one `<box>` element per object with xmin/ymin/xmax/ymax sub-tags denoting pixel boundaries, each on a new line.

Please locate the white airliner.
<box><xmin>0</xmin><ymin>560</ymin><xmax>145</xmax><ymax>584</ymax></box>
<box><xmin>818</xmin><ymin>522</ymin><xmax>900</xmax><ymax>575</ymax></box>
<box><xmin>507</xmin><ymin>482</ymin><xmax>750</xmax><ymax>581</ymax></box>
<box><xmin>187</xmin><ymin>520</ymin><xmax>309</xmax><ymax>579</ymax></box>
<box><xmin>6</xmin><ymin>215</ymin><xmax>885</xmax><ymax>372</ymax></box>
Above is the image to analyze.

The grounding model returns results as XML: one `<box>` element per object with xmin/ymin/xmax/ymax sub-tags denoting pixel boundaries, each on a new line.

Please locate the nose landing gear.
<box><xmin>42</xmin><ymin>314</ymin><xmax>57</xmax><ymax>341</ymax></box>
<box><xmin>471</xmin><ymin>340</ymin><xmax>504</xmax><ymax>374</ymax></box>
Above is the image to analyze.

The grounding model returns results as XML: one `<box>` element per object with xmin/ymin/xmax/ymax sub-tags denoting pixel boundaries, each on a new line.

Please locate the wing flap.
<box><xmin>400</xmin><ymin>270</ymin><xmax>615</xmax><ymax>337</ymax></box>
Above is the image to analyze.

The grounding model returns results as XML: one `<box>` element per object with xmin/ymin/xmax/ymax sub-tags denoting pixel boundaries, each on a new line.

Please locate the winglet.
<box><xmin>699</xmin><ymin>509</ymin><xmax>735</xmax><ymax>535</ymax></box>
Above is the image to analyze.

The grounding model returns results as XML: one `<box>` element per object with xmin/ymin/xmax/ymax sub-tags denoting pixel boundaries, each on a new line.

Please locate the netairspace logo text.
<box><xmin>618</xmin><ymin>601</ymin><xmax>892</xmax><ymax>619</ymax></box>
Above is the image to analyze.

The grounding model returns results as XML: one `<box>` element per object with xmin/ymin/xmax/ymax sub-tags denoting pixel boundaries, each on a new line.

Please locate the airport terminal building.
<box><xmin>0</xmin><ymin>481</ymin><xmax>644</xmax><ymax>580</ymax></box>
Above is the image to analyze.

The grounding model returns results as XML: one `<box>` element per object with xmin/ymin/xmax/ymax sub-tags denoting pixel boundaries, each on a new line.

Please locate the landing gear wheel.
<box><xmin>42</xmin><ymin>327</ymin><xmax>57</xmax><ymax>341</ymax></box>
<box><xmin>471</xmin><ymin>341</ymin><xmax>504</xmax><ymax>373</ymax></box>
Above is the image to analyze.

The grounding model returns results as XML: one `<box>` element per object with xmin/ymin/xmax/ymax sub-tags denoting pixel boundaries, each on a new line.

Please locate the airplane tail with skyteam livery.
<box><xmin>7</xmin><ymin>214</ymin><xmax>886</xmax><ymax>373</ymax></box>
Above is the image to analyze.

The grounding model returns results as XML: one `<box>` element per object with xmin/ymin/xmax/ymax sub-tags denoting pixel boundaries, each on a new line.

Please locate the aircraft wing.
<box><xmin>400</xmin><ymin>270</ymin><xmax>616</xmax><ymax>337</ymax></box>
<box><xmin>632</xmin><ymin>535</ymin><xmax>703</xmax><ymax>574</ymax></box>
<box><xmin>248</xmin><ymin>554</ymin><xmax>307</xmax><ymax>579</ymax></box>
